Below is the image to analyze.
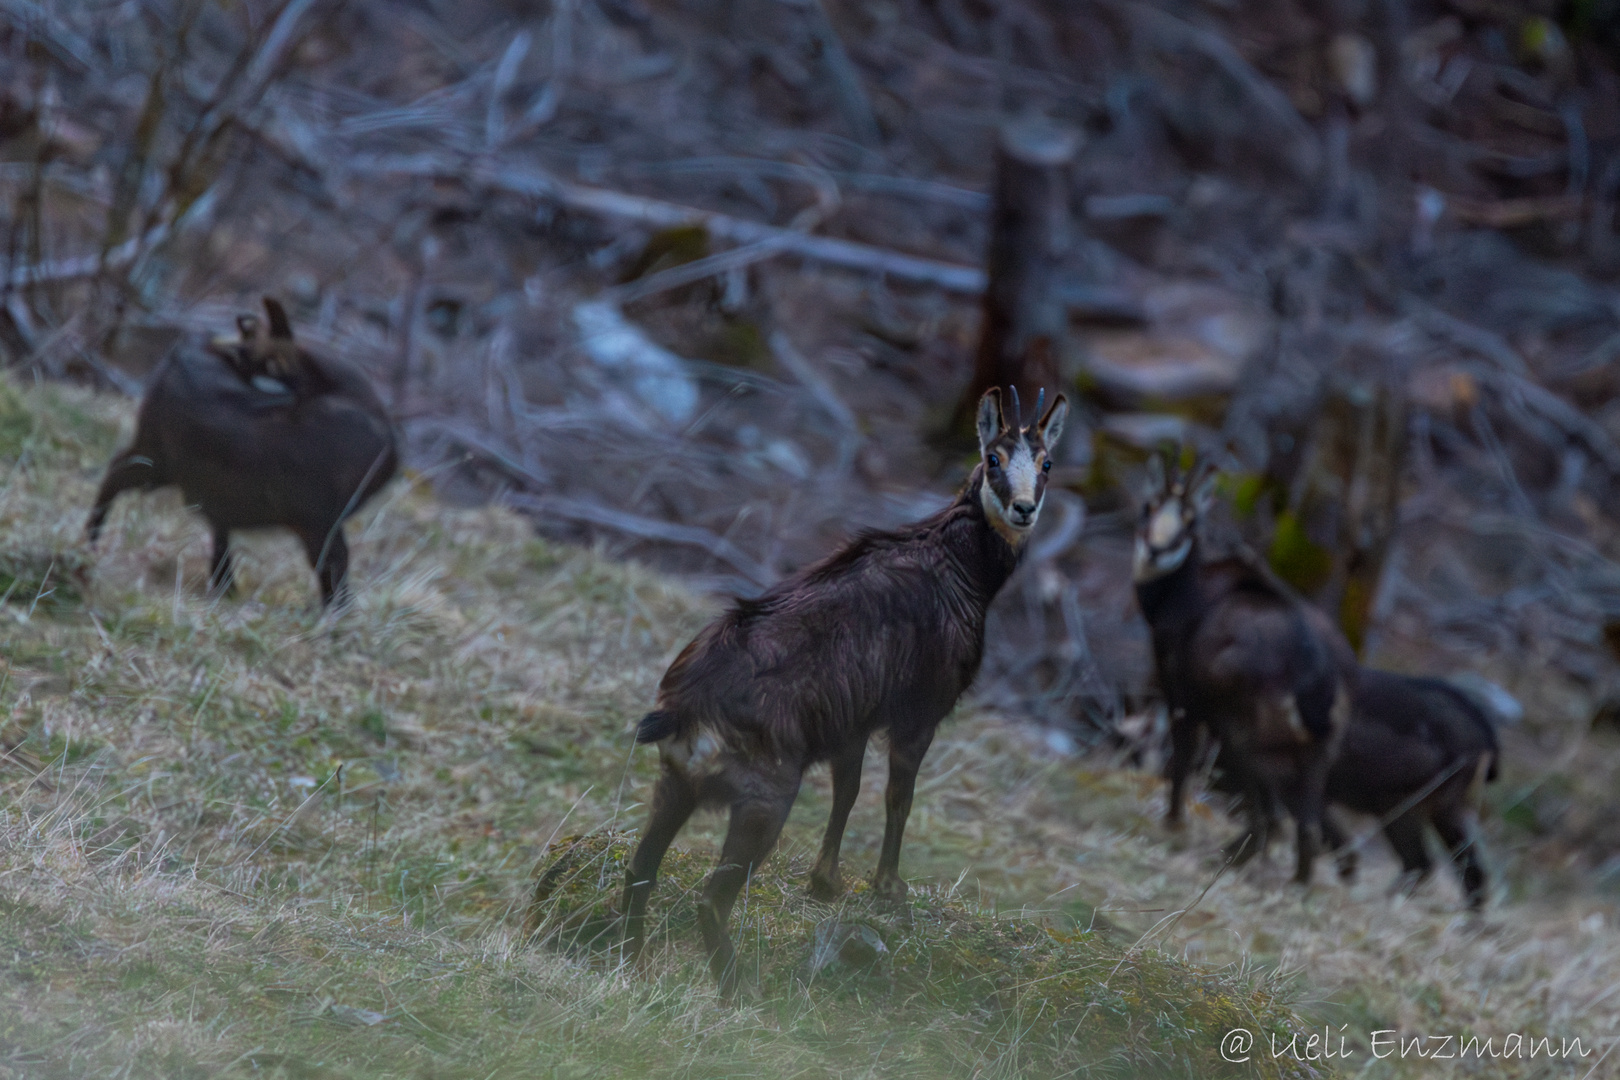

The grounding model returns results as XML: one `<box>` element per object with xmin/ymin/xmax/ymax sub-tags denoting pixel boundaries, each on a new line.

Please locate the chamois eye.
<box><xmin>1042</xmin><ymin>460</ymin><xmax>1052</xmax><ymax>473</ymax></box>
<box><xmin>988</xmin><ymin>454</ymin><xmax>1000</xmax><ymax>469</ymax></box>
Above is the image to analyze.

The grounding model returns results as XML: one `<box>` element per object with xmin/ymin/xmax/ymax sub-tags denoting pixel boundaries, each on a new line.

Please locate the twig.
<box><xmin>4</xmin><ymin>225</ymin><xmax>170</xmax><ymax>289</ymax></box>
<box><xmin>507</xmin><ymin>493</ymin><xmax>776</xmax><ymax>588</ymax></box>
<box><xmin>767</xmin><ymin>329</ymin><xmax>861</xmax><ymax>473</ymax></box>
<box><xmin>795</xmin><ymin>0</ymin><xmax>881</xmax><ymax>148</ymax></box>
<box><xmin>1111</xmin><ymin>1</ymin><xmax>1319</xmax><ymax>177</ymax></box>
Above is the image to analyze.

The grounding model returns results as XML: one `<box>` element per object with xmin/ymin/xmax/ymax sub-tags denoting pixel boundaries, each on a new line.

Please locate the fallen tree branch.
<box><xmin>507</xmin><ymin>493</ymin><xmax>777</xmax><ymax>588</ymax></box>
<box><xmin>4</xmin><ymin>224</ymin><xmax>169</xmax><ymax>288</ymax></box>
<box><xmin>352</xmin><ymin>156</ymin><xmax>988</xmax><ymax>293</ymax></box>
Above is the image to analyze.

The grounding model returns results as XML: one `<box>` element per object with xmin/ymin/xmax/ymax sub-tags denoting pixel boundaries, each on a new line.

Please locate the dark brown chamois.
<box><xmin>1325</xmin><ymin>671</ymin><xmax>1498</xmax><ymax>906</ymax></box>
<box><xmin>1210</xmin><ymin>670</ymin><xmax>1499</xmax><ymax>907</ymax></box>
<box><xmin>621</xmin><ymin>386</ymin><xmax>1069</xmax><ymax>996</ymax></box>
<box><xmin>1134</xmin><ymin>452</ymin><xmax>1356</xmax><ymax>884</ymax></box>
<box><xmin>85</xmin><ymin>303</ymin><xmax>398</xmax><ymax>608</ymax></box>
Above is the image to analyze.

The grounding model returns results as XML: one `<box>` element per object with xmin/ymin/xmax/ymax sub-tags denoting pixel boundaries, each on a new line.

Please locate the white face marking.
<box><xmin>1147</xmin><ymin>502</ymin><xmax>1184</xmax><ymax>548</ymax></box>
<box><xmin>1004</xmin><ymin>442</ymin><xmax>1038</xmax><ymax>510</ymax></box>
<box><xmin>1132</xmin><ymin>504</ymin><xmax>1194</xmax><ymax>581</ymax></box>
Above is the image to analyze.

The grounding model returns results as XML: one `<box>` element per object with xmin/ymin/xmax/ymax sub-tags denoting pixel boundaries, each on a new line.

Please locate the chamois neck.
<box><xmin>952</xmin><ymin>467</ymin><xmax>1023</xmax><ymax>603</ymax></box>
<box><xmin>1134</xmin><ymin>534</ymin><xmax>1204</xmax><ymax>626</ymax></box>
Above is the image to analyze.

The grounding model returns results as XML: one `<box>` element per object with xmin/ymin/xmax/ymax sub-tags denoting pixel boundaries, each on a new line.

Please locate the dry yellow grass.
<box><xmin>0</xmin><ymin>375</ymin><xmax>1616</xmax><ymax>1077</ymax></box>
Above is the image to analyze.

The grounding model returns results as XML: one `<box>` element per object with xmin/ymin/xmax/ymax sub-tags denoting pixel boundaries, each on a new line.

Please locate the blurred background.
<box><xmin>5</xmin><ymin>0</ymin><xmax>1620</xmax><ymax>893</ymax></box>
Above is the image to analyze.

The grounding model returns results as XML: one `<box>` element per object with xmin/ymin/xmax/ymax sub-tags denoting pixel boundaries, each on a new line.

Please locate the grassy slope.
<box><xmin>0</xmin><ymin>378</ymin><xmax>1613</xmax><ymax>1078</ymax></box>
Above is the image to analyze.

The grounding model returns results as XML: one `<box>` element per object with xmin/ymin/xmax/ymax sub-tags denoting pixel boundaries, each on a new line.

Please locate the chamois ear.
<box><xmin>1188</xmin><ymin>460</ymin><xmax>1218</xmax><ymax>512</ymax></box>
<box><xmin>263</xmin><ymin>297</ymin><xmax>294</xmax><ymax>341</ymax></box>
<box><xmin>1145</xmin><ymin>451</ymin><xmax>1167</xmax><ymax>497</ymax></box>
<box><xmin>1037</xmin><ymin>392</ymin><xmax>1068</xmax><ymax>451</ymax></box>
<box><xmin>977</xmin><ymin>388</ymin><xmax>1004</xmax><ymax>452</ymax></box>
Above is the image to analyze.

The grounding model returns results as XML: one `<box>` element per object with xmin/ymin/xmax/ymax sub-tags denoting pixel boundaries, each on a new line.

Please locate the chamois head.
<box><xmin>976</xmin><ymin>386</ymin><xmax>1069</xmax><ymax>546</ymax></box>
<box><xmin>1133</xmin><ymin>450</ymin><xmax>1215</xmax><ymax>582</ymax></box>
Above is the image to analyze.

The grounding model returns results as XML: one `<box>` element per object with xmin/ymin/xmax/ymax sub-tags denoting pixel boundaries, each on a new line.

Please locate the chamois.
<box><xmin>1134</xmin><ymin>452</ymin><xmax>1356</xmax><ymax>884</ymax></box>
<box><xmin>1210</xmin><ymin>670</ymin><xmax>1499</xmax><ymax>907</ymax></box>
<box><xmin>620</xmin><ymin>386</ymin><xmax>1069</xmax><ymax>996</ymax></box>
<box><xmin>85</xmin><ymin>304</ymin><xmax>397</xmax><ymax>608</ymax></box>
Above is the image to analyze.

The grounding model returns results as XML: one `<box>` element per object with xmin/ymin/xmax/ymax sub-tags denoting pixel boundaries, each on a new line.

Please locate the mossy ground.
<box><xmin>0</xmin><ymin>376</ymin><xmax>1616</xmax><ymax>1077</ymax></box>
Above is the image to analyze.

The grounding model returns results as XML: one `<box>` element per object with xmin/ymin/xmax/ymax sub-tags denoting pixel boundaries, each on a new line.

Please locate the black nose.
<box><xmin>1012</xmin><ymin>500</ymin><xmax>1036</xmax><ymax>518</ymax></box>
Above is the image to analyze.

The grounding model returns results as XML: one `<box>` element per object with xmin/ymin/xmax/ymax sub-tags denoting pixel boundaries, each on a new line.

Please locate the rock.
<box><xmin>572</xmin><ymin>300</ymin><xmax>699</xmax><ymax>426</ymax></box>
<box><xmin>806</xmin><ymin>919</ymin><xmax>889</xmax><ymax>978</ymax></box>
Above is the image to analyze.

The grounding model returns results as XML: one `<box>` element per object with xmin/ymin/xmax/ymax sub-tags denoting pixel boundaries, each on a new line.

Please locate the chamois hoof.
<box><xmin>869</xmin><ymin>873</ymin><xmax>908</xmax><ymax>905</ymax></box>
<box><xmin>806</xmin><ymin>872</ymin><xmax>843</xmax><ymax>903</ymax></box>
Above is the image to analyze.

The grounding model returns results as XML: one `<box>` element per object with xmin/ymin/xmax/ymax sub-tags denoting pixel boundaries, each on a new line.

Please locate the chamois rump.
<box><xmin>1209</xmin><ymin>671</ymin><xmax>1499</xmax><ymax>908</ymax></box>
<box><xmin>1134</xmin><ymin>452</ymin><xmax>1356</xmax><ymax>884</ymax></box>
<box><xmin>85</xmin><ymin>300</ymin><xmax>397</xmax><ymax>608</ymax></box>
<box><xmin>621</xmin><ymin>386</ymin><xmax>1069</xmax><ymax>996</ymax></box>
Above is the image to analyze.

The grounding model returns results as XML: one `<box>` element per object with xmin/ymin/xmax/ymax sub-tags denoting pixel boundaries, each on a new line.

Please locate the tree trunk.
<box><xmin>951</xmin><ymin>116</ymin><xmax>1080</xmax><ymax>435</ymax></box>
<box><xmin>1268</xmin><ymin>370</ymin><xmax>1407</xmax><ymax>654</ymax></box>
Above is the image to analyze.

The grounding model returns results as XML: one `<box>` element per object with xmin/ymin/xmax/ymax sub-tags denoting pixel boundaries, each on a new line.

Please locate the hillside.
<box><xmin>1</xmin><ymin>377</ymin><xmax>1617</xmax><ymax>1079</ymax></box>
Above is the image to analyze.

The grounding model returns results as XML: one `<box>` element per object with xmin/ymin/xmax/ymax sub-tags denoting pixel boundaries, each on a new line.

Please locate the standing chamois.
<box><xmin>621</xmin><ymin>386</ymin><xmax>1068</xmax><ymax>996</ymax></box>
<box><xmin>1134</xmin><ymin>452</ymin><xmax>1356</xmax><ymax>884</ymax></box>
<box><xmin>85</xmin><ymin>300</ymin><xmax>397</xmax><ymax>608</ymax></box>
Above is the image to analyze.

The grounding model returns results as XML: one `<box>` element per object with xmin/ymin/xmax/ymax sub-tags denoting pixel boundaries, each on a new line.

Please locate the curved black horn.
<box><xmin>1010</xmin><ymin>385</ymin><xmax>1023</xmax><ymax>429</ymax></box>
<box><xmin>1034</xmin><ymin>387</ymin><xmax>1045</xmax><ymax>422</ymax></box>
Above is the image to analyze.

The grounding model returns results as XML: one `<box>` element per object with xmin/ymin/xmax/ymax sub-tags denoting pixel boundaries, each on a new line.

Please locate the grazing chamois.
<box><xmin>85</xmin><ymin>303</ymin><xmax>397</xmax><ymax>608</ymax></box>
<box><xmin>1134</xmin><ymin>452</ymin><xmax>1356</xmax><ymax>884</ymax></box>
<box><xmin>1209</xmin><ymin>670</ymin><xmax>1499</xmax><ymax>907</ymax></box>
<box><xmin>1325</xmin><ymin>670</ymin><xmax>1498</xmax><ymax>906</ymax></box>
<box><xmin>621</xmin><ymin>386</ymin><xmax>1069</xmax><ymax>996</ymax></box>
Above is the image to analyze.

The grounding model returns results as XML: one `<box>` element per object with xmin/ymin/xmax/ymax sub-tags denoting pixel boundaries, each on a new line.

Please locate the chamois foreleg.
<box><xmin>1164</xmin><ymin>706</ymin><xmax>1198</xmax><ymax>830</ymax></box>
<box><xmin>621</xmin><ymin>768</ymin><xmax>699</xmax><ymax>962</ymax></box>
<box><xmin>871</xmin><ymin>728</ymin><xmax>935</xmax><ymax>902</ymax></box>
<box><xmin>699</xmin><ymin>780</ymin><xmax>798</xmax><ymax>999</ymax></box>
<box><xmin>808</xmin><ymin>739</ymin><xmax>867</xmax><ymax>901</ymax></box>
<box><xmin>206</xmin><ymin>524</ymin><xmax>235</xmax><ymax>598</ymax></box>
<box><xmin>1322</xmin><ymin>808</ymin><xmax>1358</xmax><ymax>882</ymax></box>
<box><xmin>1290</xmin><ymin>752</ymin><xmax>1331</xmax><ymax>885</ymax></box>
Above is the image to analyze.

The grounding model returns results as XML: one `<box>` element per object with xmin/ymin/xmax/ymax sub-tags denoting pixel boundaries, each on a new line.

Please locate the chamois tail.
<box><xmin>636</xmin><ymin>710</ymin><xmax>682</xmax><ymax>745</ymax></box>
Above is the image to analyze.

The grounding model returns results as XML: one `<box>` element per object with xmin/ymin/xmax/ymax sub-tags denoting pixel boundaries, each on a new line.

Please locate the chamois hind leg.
<box><xmin>1431</xmin><ymin>806</ymin><xmax>1488</xmax><ymax>910</ymax></box>
<box><xmin>85</xmin><ymin>449</ymin><xmax>159</xmax><ymax>543</ymax></box>
<box><xmin>206</xmin><ymin>524</ymin><xmax>235</xmax><ymax>598</ymax></box>
<box><xmin>621</xmin><ymin>768</ymin><xmax>699</xmax><ymax>962</ymax></box>
<box><xmin>808</xmin><ymin>739</ymin><xmax>866</xmax><ymax>901</ymax></box>
<box><xmin>1221</xmin><ymin>770</ymin><xmax>1271</xmax><ymax>867</ymax></box>
<box><xmin>1381</xmin><ymin>811</ymin><xmax>1434</xmax><ymax>897</ymax></box>
<box><xmin>871</xmin><ymin>728</ymin><xmax>936</xmax><ymax>902</ymax></box>
<box><xmin>699</xmin><ymin>788</ymin><xmax>796</xmax><ymax>999</ymax></box>
<box><xmin>298</xmin><ymin>523</ymin><xmax>351</xmax><ymax>609</ymax></box>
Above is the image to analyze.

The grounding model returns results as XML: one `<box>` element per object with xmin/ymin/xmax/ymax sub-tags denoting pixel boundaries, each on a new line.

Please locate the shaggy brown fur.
<box><xmin>621</xmin><ymin>387</ymin><xmax>1068</xmax><ymax>996</ymax></box>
